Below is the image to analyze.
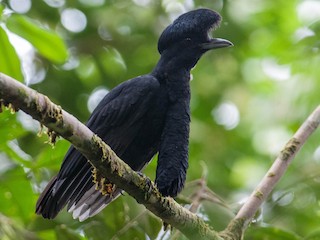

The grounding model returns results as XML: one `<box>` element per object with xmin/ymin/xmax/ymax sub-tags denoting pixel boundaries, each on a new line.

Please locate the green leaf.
<box><xmin>140</xmin><ymin>212</ymin><xmax>162</xmax><ymax>239</ymax></box>
<box><xmin>0</xmin><ymin>4</ymin><xmax>4</xmax><ymax>16</ymax></box>
<box><xmin>0</xmin><ymin>26</ymin><xmax>23</xmax><ymax>81</ymax></box>
<box><xmin>82</xmin><ymin>221</ymin><xmax>113</xmax><ymax>240</ymax></box>
<box><xmin>0</xmin><ymin>214</ymin><xmax>40</xmax><ymax>240</ymax></box>
<box><xmin>98</xmin><ymin>47</ymin><xmax>126</xmax><ymax>80</ymax></box>
<box><xmin>0</xmin><ymin>110</ymin><xmax>31</xmax><ymax>167</ymax></box>
<box><xmin>305</xmin><ymin>229</ymin><xmax>320</xmax><ymax>240</ymax></box>
<box><xmin>0</xmin><ymin>110</ymin><xmax>25</xmax><ymax>141</ymax></box>
<box><xmin>55</xmin><ymin>225</ymin><xmax>84</xmax><ymax>240</ymax></box>
<box><xmin>34</xmin><ymin>139</ymin><xmax>70</xmax><ymax>170</ymax></box>
<box><xmin>245</xmin><ymin>226</ymin><xmax>301</xmax><ymax>240</ymax></box>
<box><xmin>0</xmin><ymin>167</ymin><xmax>36</xmax><ymax>223</ymax></box>
<box><xmin>6</xmin><ymin>14</ymin><xmax>68</xmax><ymax>64</ymax></box>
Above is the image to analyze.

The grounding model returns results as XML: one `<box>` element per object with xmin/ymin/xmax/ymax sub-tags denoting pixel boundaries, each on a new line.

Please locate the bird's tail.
<box><xmin>35</xmin><ymin>170</ymin><xmax>122</xmax><ymax>221</ymax></box>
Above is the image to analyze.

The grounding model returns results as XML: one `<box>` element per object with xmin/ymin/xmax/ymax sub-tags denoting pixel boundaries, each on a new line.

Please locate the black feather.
<box><xmin>36</xmin><ymin>8</ymin><xmax>231</xmax><ymax>220</ymax></box>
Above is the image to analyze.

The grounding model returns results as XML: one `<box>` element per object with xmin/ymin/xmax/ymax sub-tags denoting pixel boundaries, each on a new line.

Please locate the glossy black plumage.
<box><xmin>36</xmin><ymin>8</ymin><xmax>232</xmax><ymax>221</ymax></box>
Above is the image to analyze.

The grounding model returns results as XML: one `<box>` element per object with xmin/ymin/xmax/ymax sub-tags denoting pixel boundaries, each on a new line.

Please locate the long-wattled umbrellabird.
<box><xmin>36</xmin><ymin>8</ymin><xmax>233</xmax><ymax>221</ymax></box>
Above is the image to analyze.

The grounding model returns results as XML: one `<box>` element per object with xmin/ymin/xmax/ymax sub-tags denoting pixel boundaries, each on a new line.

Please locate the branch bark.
<box><xmin>0</xmin><ymin>72</ymin><xmax>222</xmax><ymax>240</ymax></box>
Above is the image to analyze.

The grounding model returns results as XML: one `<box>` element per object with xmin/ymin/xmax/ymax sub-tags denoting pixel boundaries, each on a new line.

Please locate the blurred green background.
<box><xmin>0</xmin><ymin>0</ymin><xmax>320</xmax><ymax>239</ymax></box>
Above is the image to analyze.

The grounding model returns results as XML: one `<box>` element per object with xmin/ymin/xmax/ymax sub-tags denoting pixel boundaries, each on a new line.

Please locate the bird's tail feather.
<box><xmin>36</xmin><ymin>167</ymin><xmax>122</xmax><ymax>221</ymax></box>
<box><xmin>35</xmin><ymin>175</ymin><xmax>60</xmax><ymax>219</ymax></box>
<box><xmin>67</xmin><ymin>186</ymin><xmax>122</xmax><ymax>222</ymax></box>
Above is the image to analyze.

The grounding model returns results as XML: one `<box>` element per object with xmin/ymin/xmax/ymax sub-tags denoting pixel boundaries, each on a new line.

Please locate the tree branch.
<box><xmin>0</xmin><ymin>72</ymin><xmax>222</xmax><ymax>240</ymax></box>
<box><xmin>220</xmin><ymin>105</ymin><xmax>320</xmax><ymax>239</ymax></box>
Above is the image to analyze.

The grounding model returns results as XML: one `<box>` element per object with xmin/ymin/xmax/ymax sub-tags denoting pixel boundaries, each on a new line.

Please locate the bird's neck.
<box><xmin>152</xmin><ymin>54</ymin><xmax>193</xmax><ymax>102</ymax></box>
<box><xmin>152</xmin><ymin>50</ymin><xmax>200</xmax><ymax>82</ymax></box>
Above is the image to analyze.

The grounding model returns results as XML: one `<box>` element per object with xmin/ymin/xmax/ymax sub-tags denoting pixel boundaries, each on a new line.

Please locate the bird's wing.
<box><xmin>58</xmin><ymin>75</ymin><xmax>160</xmax><ymax>178</ymax></box>
<box><xmin>36</xmin><ymin>75</ymin><xmax>160</xmax><ymax>220</ymax></box>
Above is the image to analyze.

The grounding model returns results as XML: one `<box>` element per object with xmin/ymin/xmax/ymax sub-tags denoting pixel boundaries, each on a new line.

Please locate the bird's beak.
<box><xmin>201</xmin><ymin>38</ymin><xmax>233</xmax><ymax>50</ymax></box>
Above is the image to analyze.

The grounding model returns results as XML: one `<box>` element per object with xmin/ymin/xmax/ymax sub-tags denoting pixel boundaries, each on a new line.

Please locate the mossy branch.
<box><xmin>0</xmin><ymin>73</ymin><xmax>222</xmax><ymax>239</ymax></box>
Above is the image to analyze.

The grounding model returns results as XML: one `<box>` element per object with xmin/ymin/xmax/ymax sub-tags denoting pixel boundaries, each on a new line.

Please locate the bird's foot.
<box><xmin>163</xmin><ymin>221</ymin><xmax>173</xmax><ymax>231</ymax></box>
<box><xmin>137</xmin><ymin>171</ymin><xmax>154</xmax><ymax>201</ymax></box>
<box><xmin>137</xmin><ymin>171</ymin><xmax>146</xmax><ymax>178</ymax></box>
<box><xmin>156</xmin><ymin>177</ymin><xmax>184</xmax><ymax>198</ymax></box>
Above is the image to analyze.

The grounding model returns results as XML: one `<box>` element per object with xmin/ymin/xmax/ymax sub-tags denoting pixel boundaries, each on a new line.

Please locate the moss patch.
<box><xmin>280</xmin><ymin>138</ymin><xmax>300</xmax><ymax>161</ymax></box>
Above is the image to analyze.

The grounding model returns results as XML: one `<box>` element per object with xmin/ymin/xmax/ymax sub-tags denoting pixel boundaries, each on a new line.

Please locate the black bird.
<box><xmin>36</xmin><ymin>8</ymin><xmax>232</xmax><ymax>221</ymax></box>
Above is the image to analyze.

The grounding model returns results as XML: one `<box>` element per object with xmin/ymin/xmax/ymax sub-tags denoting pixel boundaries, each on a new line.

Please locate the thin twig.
<box><xmin>221</xmin><ymin>105</ymin><xmax>320</xmax><ymax>239</ymax></box>
<box><xmin>236</xmin><ymin>105</ymin><xmax>320</xmax><ymax>224</ymax></box>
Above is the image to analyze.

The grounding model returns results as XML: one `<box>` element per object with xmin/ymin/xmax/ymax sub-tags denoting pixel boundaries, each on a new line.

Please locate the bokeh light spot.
<box><xmin>253</xmin><ymin>127</ymin><xmax>291</xmax><ymax>155</ymax></box>
<box><xmin>62</xmin><ymin>49</ymin><xmax>80</xmax><ymax>70</ymax></box>
<box><xmin>44</xmin><ymin>0</ymin><xmax>65</xmax><ymax>8</ymax></box>
<box><xmin>262</xmin><ymin>58</ymin><xmax>291</xmax><ymax>81</ymax></box>
<box><xmin>87</xmin><ymin>88</ymin><xmax>109</xmax><ymax>113</ymax></box>
<box><xmin>272</xmin><ymin>190</ymin><xmax>294</xmax><ymax>206</ymax></box>
<box><xmin>212</xmin><ymin>102</ymin><xmax>240</xmax><ymax>130</ymax></box>
<box><xmin>9</xmin><ymin>0</ymin><xmax>31</xmax><ymax>13</ymax></box>
<box><xmin>293</xmin><ymin>27</ymin><xmax>315</xmax><ymax>42</ymax></box>
<box><xmin>313</xmin><ymin>146</ymin><xmax>320</xmax><ymax>163</ymax></box>
<box><xmin>17</xmin><ymin>111</ymin><xmax>41</xmax><ymax>132</ymax></box>
<box><xmin>61</xmin><ymin>8</ymin><xmax>87</xmax><ymax>33</ymax></box>
<box><xmin>297</xmin><ymin>0</ymin><xmax>320</xmax><ymax>23</ymax></box>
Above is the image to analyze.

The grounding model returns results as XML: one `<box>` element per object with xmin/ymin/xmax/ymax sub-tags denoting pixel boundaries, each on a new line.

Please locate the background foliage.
<box><xmin>0</xmin><ymin>0</ymin><xmax>320</xmax><ymax>239</ymax></box>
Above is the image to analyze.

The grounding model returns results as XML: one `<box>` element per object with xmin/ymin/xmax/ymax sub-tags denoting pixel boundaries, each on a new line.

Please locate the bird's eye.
<box><xmin>182</xmin><ymin>38</ymin><xmax>192</xmax><ymax>45</ymax></box>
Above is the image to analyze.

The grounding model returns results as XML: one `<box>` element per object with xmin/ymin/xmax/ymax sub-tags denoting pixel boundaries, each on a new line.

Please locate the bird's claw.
<box><xmin>163</xmin><ymin>221</ymin><xmax>173</xmax><ymax>231</ymax></box>
<box><xmin>137</xmin><ymin>171</ymin><xmax>153</xmax><ymax>200</ymax></box>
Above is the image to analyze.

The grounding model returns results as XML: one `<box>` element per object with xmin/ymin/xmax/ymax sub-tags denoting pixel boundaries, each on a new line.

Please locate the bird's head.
<box><xmin>158</xmin><ymin>8</ymin><xmax>232</xmax><ymax>57</ymax></box>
